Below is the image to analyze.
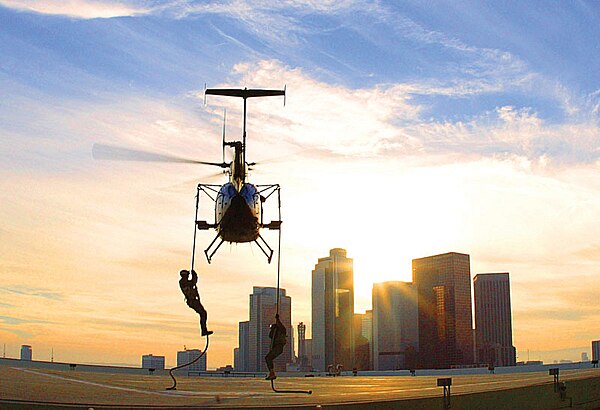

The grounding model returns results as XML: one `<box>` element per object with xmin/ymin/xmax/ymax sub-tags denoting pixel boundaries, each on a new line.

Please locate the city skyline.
<box><xmin>1</xmin><ymin>1</ymin><xmax>599</xmax><ymax>368</ymax></box>
<box><xmin>1</xmin><ymin>246</ymin><xmax>597</xmax><ymax>368</ymax></box>
<box><xmin>3</xmin><ymin>248</ymin><xmax>597</xmax><ymax>369</ymax></box>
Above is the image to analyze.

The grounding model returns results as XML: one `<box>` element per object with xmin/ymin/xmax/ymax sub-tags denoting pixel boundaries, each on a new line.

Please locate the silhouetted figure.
<box><xmin>265</xmin><ymin>314</ymin><xmax>286</xmax><ymax>380</ymax></box>
<box><xmin>179</xmin><ymin>270</ymin><xmax>213</xmax><ymax>336</ymax></box>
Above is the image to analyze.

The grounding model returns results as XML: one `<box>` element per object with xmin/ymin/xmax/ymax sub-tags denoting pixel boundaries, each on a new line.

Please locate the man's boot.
<box><xmin>265</xmin><ymin>369</ymin><xmax>276</xmax><ymax>380</ymax></box>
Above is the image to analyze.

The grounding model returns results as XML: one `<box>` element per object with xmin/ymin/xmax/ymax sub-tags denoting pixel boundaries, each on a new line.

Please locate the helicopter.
<box><xmin>195</xmin><ymin>87</ymin><xmax>286</xmax><ymax>263</ymax></box>
<box><xmin>92</xmin><ymin>87</ymin><xmax>286</xmax><ymax>264</ymax></box>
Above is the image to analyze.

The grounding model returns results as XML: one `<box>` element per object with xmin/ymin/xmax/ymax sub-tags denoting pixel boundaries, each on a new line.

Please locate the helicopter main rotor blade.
<box><xmin>160</xmin><ymin>172</ymin><xmax>226</xmax><ymax>193</ymax></box>
<box><xmin>92</xmin><ymin>143</ymin><xmax>228</xmax><ymax>168</ymax></box>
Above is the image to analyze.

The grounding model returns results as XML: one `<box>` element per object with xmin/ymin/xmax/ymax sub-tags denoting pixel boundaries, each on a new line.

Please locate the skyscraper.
<box><xmin>233</xmin><ymin>347</ymin><xmax>240</xmax><ymax>370</ymax></box>
<box><xmin>312</xmin><ymin>248</ymin><xmax>354</xmax><ymax>371</ymax></box>
<box><xmin>372</xmin><ymin>281</ymin><xmax>419</xmax><ymax>370</ymax></box>
<box><xmin>363</xmin><ymin>310</ymin><xmax>373</xmax><ymax>370</ymax></box>
<box><xmin>353</xmin><ymin>313</ymin><xmax>371</xmax><ymax>370</ymax></box>
<box><xmin>413</xmin><ymin>252</ymin><xmax>474</xmax><ymax>368</ymax></box>
<box><xmin>474</xmin><ymin>272</ymin><xmax>516</xmax><ymax>367</ymax></box>
<box><xmin>297</xmin><ymin>322</ymin><xmax>311</xmax><ymax>371</ymax></box>
<box><xmin>237</xmin><ymin>321</ymin><xmax>249</xmax><ymax>372</ymax></box>
<box><xmin>247</xmin><ymin>286</ymin><xmax>292</xmax><ymax>372</ymax></box>
<box><xmin>592</xmin><ymin>340</ymin><xmax>600</xmax><ymax>362</ymax></box>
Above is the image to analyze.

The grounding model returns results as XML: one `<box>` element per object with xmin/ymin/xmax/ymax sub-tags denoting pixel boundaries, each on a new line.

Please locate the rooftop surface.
<box><xmin>2</xmin><ymin>364</ymin><xmax>600</xmax><ymax>409</ymax></box>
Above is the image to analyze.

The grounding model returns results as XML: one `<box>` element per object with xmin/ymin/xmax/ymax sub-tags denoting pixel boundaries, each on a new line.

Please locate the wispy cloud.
<box><xmin>0</xmin><ymin>315</ymin><xmax>52</xmax><ymax>325</ymax></box>
<box><xmin>574</xmin><ymin>243</ymin><xmax>600</xmax><ymax>261</ymax></box>
<box><xmin>162</xmin><ymin>0</ymin><xmax>360</xmax><ymax>45</ymax></box>
<box><xmin>212</xmin><ymin>59</ymin><xmax>600</xmax><ymax>166</ymax></box>
<box><xmin>0</xmin><ymin>0</ymin><xmax>151</xmax><ymax>18</ymax></box>
<box><xmin>0</xmin><ymin>286</ymin><xmax>64</xmax><ymax>301</ymax></box>
<box><xmin>0</xmin><ymin>327</ymin><xmax>32</xmax><ymax>339</ymax></box>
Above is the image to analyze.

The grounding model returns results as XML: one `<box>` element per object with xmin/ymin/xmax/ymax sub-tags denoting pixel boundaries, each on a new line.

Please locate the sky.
<box><xmin>0</xmin><ymin>1</ymin><xmax>599</xmax><ymax>368</ymax></box>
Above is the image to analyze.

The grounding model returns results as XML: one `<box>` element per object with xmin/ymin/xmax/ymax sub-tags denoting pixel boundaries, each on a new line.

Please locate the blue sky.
<box><xmin>0</xmin><ymin>1</ymin><xmax>599</xmax><ymax>367</ymax></box>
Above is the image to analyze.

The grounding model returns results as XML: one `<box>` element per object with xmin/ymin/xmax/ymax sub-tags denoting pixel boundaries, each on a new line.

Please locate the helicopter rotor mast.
<box><xmin>205</xmin><ymin>87</ymin><xmax>286</xmax><ymax>163</ymax></box>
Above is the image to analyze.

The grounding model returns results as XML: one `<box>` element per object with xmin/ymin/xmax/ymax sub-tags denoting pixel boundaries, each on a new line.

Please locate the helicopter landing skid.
<box><xmin>203</xmin><ymin>233</ymin><xmax>224</xmax><ymax>264</ymax></box>
<box><xmin>255</xmin><ymin>233</ymin><xmax>274</xmax><ymax>263</ymax></box>
<box><xmin>257</xmin><ymin>184</ymin><xmax>282</xmax><ymax>264</ymax></box>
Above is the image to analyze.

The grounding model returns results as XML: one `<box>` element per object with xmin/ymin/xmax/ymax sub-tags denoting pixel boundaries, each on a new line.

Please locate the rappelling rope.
<box><xmin>191</xmin><ymin>187</ymin><xmax>200</xmax><ymax>273</ymax></box>
<box><xmin>166</xmin><ymin>186</ymin><xmax>211</xmax><ymax>391</ymax></box>
<box><xmin>165</xmin><ymin>335</ymin><xmax>209</xmax><ymax>390</ymax></box>
<box><xmin>271</xmin><ymin>379</ymin><xmax>312</xmax><ymax>395</ymax></box>
<box><xmin>275</xmin><ymin>187</ymin><xmax>282</xmax><ymax>315</ymax></box>
<box><xmin>269</xmin><ymin>187</ymin><xmax>311</xmax><ymax>395</ymax></box>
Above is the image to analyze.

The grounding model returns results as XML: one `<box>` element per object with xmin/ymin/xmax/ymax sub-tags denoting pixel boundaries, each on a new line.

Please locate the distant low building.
<box><xmin>141</xmin><ymin>354</ymin><xmax>165</xmax><ymax>370</ymax></box>
<box><xmin>286</xmin><ymin>362</ymin><xmax>301</xmax><ymax>372</ymax></box>
<box><xmin>177</xmin><ymin>349</ymin><xmax>207</xmax><ymax>372</ymax></box>
<box><xmin>20</xmin><ymin>345</ymin><xmax>32</xmax><ymax>361</ymax></box>
<box><xmin>217</xmin><ymin>365</ymin><xmax>233</xmax><ymax>372</ymax></box>
<box><xmin>581</xmin><ymin>352</ymin><xmax>589</xmax><ymax>362</ymax></box>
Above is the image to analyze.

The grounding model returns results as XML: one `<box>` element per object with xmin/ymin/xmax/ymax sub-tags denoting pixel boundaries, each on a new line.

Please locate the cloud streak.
<box><xmin>0</xmin><ymin>286</ymin><xmax>64</xmax><ymax>301</ymax></box>
<box><xmin>0</xmin><ymin>0</ymin><xmax>151</xmax><ymax>18</ymax></box>
<box><xmin>214</xmin><ymin>60</ymin><xmax>600</xmax><ymax>166</ymax></box>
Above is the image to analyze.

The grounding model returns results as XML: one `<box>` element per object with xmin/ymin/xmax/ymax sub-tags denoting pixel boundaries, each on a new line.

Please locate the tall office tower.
<box><xmin>362</xmin><ymin>310</ymin><xmax>373</xmax><ymax>342</ymax></box>
<box><xmin>312</xmin><ymin>248</ymin><xmax>354</xmax><ymax>371</ymax></box>
<box><xmin>237</xmin><ymin>321</ymin><xmax>249</xmax><ymax>372</ymax></box>
<box><xmin>20</xmin><ymin>345</ymin><xmax>32</xmax><ymax>361</ymax></box>
<box><xmin>413</xmin><ymin>252</ymin><xmax>474</xmax><ymax>369</ymax></box>
<box><xmin>177</xmin><ymin>348</ymin><xmax>207</xmax><ymax>372</ymax></box>
<box><xmin>353</xmin><ymin>313</ymin><xmax>371</xmax><ymax>370</ymax></box>
<box><xmin>141</xmin><ymin>354</ymin><xmax>165</xmax><ymax>370</ymax></box>
<box><xmin>297</xmin><ymin>322</ymin><xmax>311</xmax><ymax>371</ymax></box>
<box><xmin>363</xmin><ymin>310</ymin><xmax>373</xmax><ymax>369</ymax></box>
<box><xmin>248</xmin><ymin>286</ymin><xmax>292</xmax><ymax>372</ymax></box>
<box><xmin>304</xmin><ymin>339</ymin><xmax>313</xmax><ymax>369</ymax></box>
<box><xmin>233</xmin><ymin>348</ymin><xmax>240</xmax><ymax>370</ymax></box>
<box><xmin>474</xmin><ymin>273</ymin><xmax>516</xmax><ymax>367</ymax></box>
<box><xmin>592</xmin><ymin>340</ymin><xmax>600</xmax><ymax>362</ymax></box>
<box><xmin>372</xmin><ymin>281</ymin><xmax>419</xmax><ymax>370</ymax></box>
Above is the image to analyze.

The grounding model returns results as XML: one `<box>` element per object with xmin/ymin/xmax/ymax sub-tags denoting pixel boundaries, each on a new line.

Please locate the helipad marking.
<box><xmin>12</xmin><ymin>368</ymin><xmax>271</xmax><ymax>398</ymax></box>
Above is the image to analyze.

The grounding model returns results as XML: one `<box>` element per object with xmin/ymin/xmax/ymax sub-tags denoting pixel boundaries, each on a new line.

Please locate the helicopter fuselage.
<box><xmin>216</xmin><ymin>182</ymin><xmax>261</xmax><ymax>243</ymax></box>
